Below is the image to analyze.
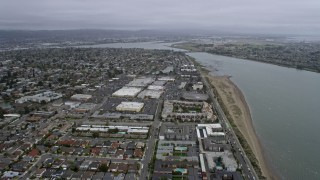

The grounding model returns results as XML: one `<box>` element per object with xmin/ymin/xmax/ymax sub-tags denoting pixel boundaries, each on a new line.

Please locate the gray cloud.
<box><xmin>0</xmin><ymin>0</ymin><xmax>320</xmax><ymax>35</ymax></box>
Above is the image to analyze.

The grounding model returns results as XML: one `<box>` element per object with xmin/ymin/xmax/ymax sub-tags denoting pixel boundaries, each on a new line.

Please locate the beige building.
<box><xmin>116</xmin><ymin>102</ymin><xmax>144</xmax><ymax>112</ymax></box>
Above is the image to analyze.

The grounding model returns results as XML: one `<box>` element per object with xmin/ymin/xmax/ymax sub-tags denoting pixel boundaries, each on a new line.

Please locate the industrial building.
<box><xmin>162</xmin><ymin>66</ymin><xmax>174</xmax><ymax>74</ymax></box>
<box><xmin>138</xmin><ymin>90</ymin><xmax>163</xmax><ymax>99</ymax></box>
<box><xmin>76</xmin><ymin>125</ymin><xmax>149</xmax><ymax>134</ymax></box>
<box><xmin>152</xmin><ymin>80</ymin><xmax>167</xmax><ymax>86</ymax></box>
<box><xmin>112</xmin><ymin>87</ymin><xmax>142</xmax><ymax>98</ymax></box>
<box><xmin>92</xmin><ymin>112</ymin><xmax>154</xmax><ymax>121</ymax></box>
<box><xmin>126</xmin><ymin>77</ymin><xmax>154</xmax><ymax>87</ymax></box>
<box><xmin>70</xmin><ymin>94</ymin><xmax>92</xmax><ymax>101</ymax></box>
<box><xmin>15</xmin><ymin>91</ymin><xmax>63</xmax><ymax>104</ymax></box>
<box><xmin>157</xmin><ymin>76</ymin><xmax>175</xmax><ymax>82</ymax></box>
<box><xmin>116</xmin><ymin>102</ymin><xmax>144</xmax><ymax>112</ymax></box>
<box><xmin>147</xmin><ymin>85</ymin><xmax>164</xmax><ymax>91</ymax></box>
<box><xmin>64</xmin><ymin>101</ymin><xmax>81</xmax><ymax>108</ymax></box>
<box><xmin>73</xmin><ymin>103</ymin><xmax>96</xmax><ymax>113</ymax></box>
<box><xmin>182</xmin><ymin>92</ymin><xmax>209</xmax><ymax>101</ymax></box>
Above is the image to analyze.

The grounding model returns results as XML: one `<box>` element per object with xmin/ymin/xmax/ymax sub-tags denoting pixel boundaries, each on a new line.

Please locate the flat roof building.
<box><xmin>162</xmin><ymin>66</ymin><xmax>174</xmax><ymax>74</ymax></box>
<box><xmin>70</xmin><ymin>94</ymin><xmax>92</xmax><ymax>101</ymax></box>
<box><xmin>73</xmin><ymin>103</ymin><xmax>96</xmax><ymax>113</ymax></box>
<box><xmin>157</xmin><ymin>77</ymin><xmax>175</xmax><ymax>82</ymax></box>
<box><xmin>15</xmin><ymin>91</ymin><xmax>63</xmax><ymax>103</ymax></box>
<box><xmin>182</xmin><ymin>92</ymin><xmax>209</xmax><ymax>101</ymax></box>
<box><xmin>147</xmin><ymin>85</ymin><xmax>165</xmax><ymax>91</ymax></box>
<box><xmin>197</xmin><ymin>124</ymin><xmax>224</xmax><ymax>137</ymax></box>
<box><xmin>152</xmin><ymin>80</ymin><xmax>167</xmax><ymax>86</ymax></box>
<box><xmin>126</xmin><ymin>77</ymin><xmax>154</xmax><ymax>87</ymax></box>
<box><xmin>138</xmin><ymin>90</ymin><xmax>164</xmax><ymax>99</ymax></box>
<box><xmin>116</xmin><ymin>102</ymin><xmax>144</xmax><ymax>112</ymax></box>
<box><xmin>112</xmin><ymin>87</ymin><xmax>142</xmax><ymax>98</ymax></box>
<box><xmin>159</xmin><ymin>124</ymin><xmax>197</xmax><ymax>141</ymax></box>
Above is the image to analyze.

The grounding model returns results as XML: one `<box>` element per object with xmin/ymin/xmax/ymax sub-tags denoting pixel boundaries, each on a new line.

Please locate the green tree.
<box><xmin>0</xmin><ymin>107</ymin><xmax>4</xmax><ymax>119</ymax></box>
<box><xmin>99</xmin><ymin>163</ymin><xmax>109</xmax><ymax>172</ymax></box>
<box><xmin>41</xmin><ymin>100</ymin><xmax>47</xmax><ymax>105</ymax></box>
<box><xmin>37</xmin><ymin>81</ymin><xmax>44</xmax><ymax>86</ymax></box>
<box><xmin>92</xmin><ymin>132</ymin><xmax>100</xmax><ymax>138</ymax></box>
<box><xmin>24</xmin><ymin>106</ymin><xmax>30</xmax><ymax>114</ymax></box>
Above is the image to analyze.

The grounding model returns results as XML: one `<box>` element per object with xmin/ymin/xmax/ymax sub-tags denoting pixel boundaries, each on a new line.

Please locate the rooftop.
<box><xmin>112</xmin><ymin>87</ymin><xmax>142</xmax><ymax>97</ymax></box>
<box><xmin>126</xmin><ymin>77</ymin><xmax>154</xmax><ymax>87</ymax></box>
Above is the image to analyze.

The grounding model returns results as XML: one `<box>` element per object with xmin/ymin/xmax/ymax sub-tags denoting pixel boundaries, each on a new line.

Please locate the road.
<box><xmin>197</xmin><ymin>64</ymin><xmax>258</xmax><ymax>180</ymax></box>
<box><xmin>139</xmin><ymin>98</ymin><xmax>163</xmax><ymax>179</ymax></box>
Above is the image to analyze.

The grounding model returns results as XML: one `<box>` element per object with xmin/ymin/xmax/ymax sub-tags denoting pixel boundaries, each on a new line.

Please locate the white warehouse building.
<box><xmin>112</xmin><ymin>87</ymin><xmax>142</xmax><ymax>98</ymax></box>
<box><xmin>116</xmin><ymin>102</ymin><xmax>144</xmax><ymax>112</ymax></box>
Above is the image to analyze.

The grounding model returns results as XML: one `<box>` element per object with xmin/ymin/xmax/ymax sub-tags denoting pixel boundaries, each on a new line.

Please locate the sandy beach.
<box><xmin>206</xmin><ymin>75</ymin><xmax>276</xmax><ymax>180</ymax></box>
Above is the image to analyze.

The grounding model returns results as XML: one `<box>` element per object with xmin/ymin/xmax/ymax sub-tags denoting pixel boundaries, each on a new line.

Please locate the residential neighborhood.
<box><xmin>1</xmin><ymin>47</ymin><xmax>245</xmax><ymax>179</ymax></box>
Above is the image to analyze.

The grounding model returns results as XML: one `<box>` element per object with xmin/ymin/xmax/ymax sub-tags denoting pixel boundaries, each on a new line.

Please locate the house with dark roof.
<box><xmin>81</xmin><ymin>171</ymin><xmax>95</xmax><ymax>180</ymax></box>
<box><xmin>125</xmin><ymin>173</ymin><xmax>136</xmax><ymax>180</ymax></box>
<box><xmin>108</xmin><ymin>163</ymin><xmax>118</xmax><ymax>172</ymax></box>
<box><xmin>128</xmin><ymin>163</ymin><xmax>139</xmax><ymax>173</ymax></box>
<box><xmin>117</xmin><ymin>163</ymin><xmax>128</xmax><ymax>173</ymax></box>
<box><xmin>35</xmin><ymin>168</ymin><xmax>46</xmax><ymax>178</ymax></box>
<box><xmin>126</xmin><ymin>141</ymin><xmax>135</xmax><ymax>150</ymax></box>
<box><xmin>124</xmin><ymin>149</ymin><xmax>134</xmax><ymax>158</ymax></box>
<box><xmin>80</xmin><ymin>160</ymin><xmax>91</xmax><ymax>170</ymax></box>
<box><xmin>88</xmin><ymin>161</ymin><xmax>100</xmax><ymax>171</ymax></box>
<box><xmin>103</xmin><ymin>172</ymin><xmax>114</xmax><ymax>179</ymax></box>
<box><xmin>93</xmin><ymin>172</ymin><xmax>105</xmax><ymax>179</ymax></box>
<box><xmin>61</xmin><ymin>169</ymin><xmax>74</xmax><ymax>179</ymax></box>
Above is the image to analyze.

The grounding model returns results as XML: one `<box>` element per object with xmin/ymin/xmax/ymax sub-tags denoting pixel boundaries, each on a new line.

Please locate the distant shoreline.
<box><xmin>172</xmin><ymin>43</ymin><xmax>320</xmax><ymax>74</ymax></box>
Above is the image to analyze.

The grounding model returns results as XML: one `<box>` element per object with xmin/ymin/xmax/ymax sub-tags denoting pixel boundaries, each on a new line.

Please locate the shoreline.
<box><xmin>172</xmin><ymin>43</ymin><xmax>320</xmax><ymax>74</ymax></box>
<box><xmin>206</xmin><ymin>74</ymin><xmax>277</xmax><ymax>179</ymax></box>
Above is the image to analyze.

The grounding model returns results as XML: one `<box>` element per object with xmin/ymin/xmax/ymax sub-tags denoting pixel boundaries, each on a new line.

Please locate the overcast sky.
<box><xmin>1</xmin><ymin>0</ymin><xmax>320</xmax><ymax>35</ymax></box>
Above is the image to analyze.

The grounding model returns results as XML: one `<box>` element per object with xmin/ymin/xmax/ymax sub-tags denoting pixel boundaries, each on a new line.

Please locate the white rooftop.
<box><xmin>138</xmin><ymin>90</ymin><xmax>164</xmax><ymax>99</ymax></box>
<box><xmin>71</xmin><ymin>94</ymin><xmax>92</xmax><ymax>100</ymax></box>
<box><xmin>147</xmin><ymin>85</ymin><xmax>164</xmax><ymax>90</ymax></box>
<box><xmin>126</xmin><ymin>77</ymin><xmax>154</xmax><ymax>87</ymax></box>
<box><xmin>116</xmin><ymin>102</ymin><xmax>144</xmax><ymax>112</ymax></box>
<box><xmin>197</xmin><ymin>124</ymin><xmax>223</xmax><ymax>136</ymax></box>
<box><xmin>157</xmin><ymin>76</ymin><xmax>175</xmax><ymax>81</ymax></box>
<box><xmin>112</xmin><ymin>87</ymin><xmax>142</xmax><ymax>97</ymax></box>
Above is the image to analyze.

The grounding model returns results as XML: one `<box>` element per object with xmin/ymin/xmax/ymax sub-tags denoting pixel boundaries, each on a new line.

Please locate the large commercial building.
<box><xmin>76</xmin><ymin>125</ymin><xmax>149</xmax><ymax>134</ymax></box>
<box><xmin>157</xmin><ymin>76</ymin><xmax>175</xmax><ymax>82</ymax></box>
<box><xmin>70</xmin><ymin>94</ymin><xmax>92</xmax><ymax>101</ymax></box>
<box><xmin>138</xmin><ymin>90</ymin><xmax>164</xmax><ymax>99</ymax></box>
<box><xmin>182</xmin><ymin>92</ymin><xmax>209</xmax><ymax>101</ymax></box>
<box><xmin>116</xmin><ymin>102</ymin><xmax>144</xmax><ymax>112</ymax></box>
<box><xmin>112</xmin><ymin>87</ymin><xmax>142</xmax><ymax>98</ymax></box>
<box><xmin>15</xmin><ymin>91</ymin><xmax>63</xmax><ymax>104</ymax></box>
<box><xmin>126</xmin><ymin>77</ymin><xmax>154</xmax><ymax>87</ymax></box>
<box><xmin>147</xmin><ymin>85</ymin><xmax>164</xmax><ymax>91</ymax></box>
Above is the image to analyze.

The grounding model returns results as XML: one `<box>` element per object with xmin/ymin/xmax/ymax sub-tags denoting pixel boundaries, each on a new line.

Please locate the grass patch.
<box><xmin>173</xmin><ymin>152</ymin><xmax>187</xmax><ymax>157</ymax></box>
